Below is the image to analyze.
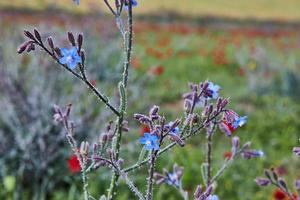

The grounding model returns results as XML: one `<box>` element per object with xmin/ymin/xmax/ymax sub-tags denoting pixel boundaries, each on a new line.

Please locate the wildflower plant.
<box><xmin>255</xmin><ymin>140</ymin><xmax>300</xmax><ymax>200</ymax></box>
<box><xmin>17</xmin><ymin>0</ymin><xmax>263</xmax><ymax>199</ymax></box>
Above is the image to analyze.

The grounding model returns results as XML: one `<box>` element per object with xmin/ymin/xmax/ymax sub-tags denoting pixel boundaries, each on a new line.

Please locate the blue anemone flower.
<box><xmin>73</xmin><ymin>0</ymin><xmax>80</xmax><ymax>5</ymax></box>
<box><xmin>166</xmin><ymin>172</ymin><xmax>180</xmax><ymax>187</ymax></box>
<box><xmin>59</xmin><ymin>47</ymin><xmax>82</xmax><ymax>70</ymax></box>
<box><xmin>232</xmin><ymin>116</ymin><xmax>248</xmax><ymax>129</ymax></box>
<box><xmin>207</xmin><ymin>82</ymin><xmax>221</xmax><ymax>99</ymax></box>
<box><xmin>139</xmin><ymin>133</ymin><xmax>159</xmax><ymax>151</ymax></box>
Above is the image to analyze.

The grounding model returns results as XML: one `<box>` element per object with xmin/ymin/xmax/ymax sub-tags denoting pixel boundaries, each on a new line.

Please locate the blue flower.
<box><xmin>73</xmin><ymin>0</ymin><xmax>80</xmax><ymax>5</ymax></box>
<box><xmin>124</xmin><ymin>0</ymin><xmax>138</xmax><ymax>9</ymax></box>
<box><xmin>166</xmin><ymin>172</ymin><xmax>180</xmax><ymax>187</ymax></box>
<box><xmin>207</xmin><ymin>82</ymin><xmax>221</xmax><ymax>99</ymax></box>
<box><xmin>168</xmin><ymin>122</ymin><xmax>180</xmax><ymax>135</ymax></box>
<box><xmin>232</xmin><ymin>116</ymin><xmax>248</xmax><ymax>129</ymax></box>
<box><xmin>59</xmin><ymin>47</ymin><xmax>81</xmax><ymax>70</ymax></box>
<box><xmin>207</xmin><ymin>195</ymin><xmax>219</xmax><ymax>200</ymax></box>
<box><xmin>251</xmin><ymin>150</ymin><xmax>264</xmax><ymax>157</ymax></box>
<box><xmin>139</xmin><ymin>133</ymin><xmax>159</xmax><ymax>151</ymax></box>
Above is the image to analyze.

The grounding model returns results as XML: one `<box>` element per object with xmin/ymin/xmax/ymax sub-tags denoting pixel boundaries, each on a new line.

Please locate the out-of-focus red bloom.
<box><xmin>272</xmin><ymin>189</ymin><xmax>297</xmax><ymax>200</ymax></box>
<box><xmin>238</xmin><ymin>68</ymin><xmax>246</xmax><ymax>76</ymax></box>
<box><xmin>148</xmin><ymin>65</ymin><xmax>164</xmax><ymax>76</ymax></box>
<box><xmin>68</xmin><ymin>155</ymin><xmax>81</xmax><ymax>174</ymax></box>
<box><xmin>140</xmin><ymin>125</ymin><xmax>150</xmax><ymax>136</ymax></box>
<box><xmin>131</xmin><ymin>57</ymin><xmax>141</xmax><ymax>69</ymax></box>
<box><xmin>275</xmin><ymin>166</ymin><xmax>288</xmax><ymax>176</ymax></box>
<box><xmin>90</xmin><ymin>79</ymin><xmax>97</xmax><ymax>87</ymax></box>
<box><xmin>223</xmin><ymin>151</ymin><xmax>233</xmax><ymax>160</ymax></box>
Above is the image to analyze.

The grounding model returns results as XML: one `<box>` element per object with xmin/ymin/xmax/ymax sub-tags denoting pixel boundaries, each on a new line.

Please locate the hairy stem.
<box><xmin>146</xmin><ymin>151</ymin><xmax>157</xmax><ymax>200</ymax></box>
<box><xmin>206</xmin><ymin>132</ymin><xmax>213</xmax><ymax>185</ymax></box>
<box><xmin>107</xmin><ymin>2</ymin><xmax>133</xmax><ymax>199</ymax></box>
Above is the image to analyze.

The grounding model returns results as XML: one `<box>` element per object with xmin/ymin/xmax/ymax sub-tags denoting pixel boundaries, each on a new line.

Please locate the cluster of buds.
<box><xmin>153</xmin><ymin>164</ymin><xmax>184</xmax><ymax>188</ymax></box>
<box><xmin>18</xmin><ymin>29</ymin><xmax>85</xmax><ymax>69</ymax></box>
<box><xmin>219</xmin><ymin>109</ymin><xmax>248</xmax><ymax>137</ymax></box>
<box><xmin>53</xmin><ymin>104</ymin><xmax>72</xmax><ymax>125</ymax></box>
<box><xmin>194</xmin><ymin>185</ymin><xmax>218</xmax><ymax>200</ymax></box>
<box><xmin>256</xmin><ymin>169</ymin><xmax>299</xmax><ymax>199</ymax></box>
<box><xmin>134</xmin><ymin>105</ymin><xmax>184</xmax><ymax>150</ymax></box>
<box><xmin>183</xmin><ymin>81</ymin><xmax>221</xmax><ymax>113</ymax></box>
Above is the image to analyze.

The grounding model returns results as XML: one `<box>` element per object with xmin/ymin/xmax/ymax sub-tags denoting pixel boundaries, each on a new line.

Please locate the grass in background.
<box><xmin>2</xmin><ymin>0</ymin><xmax>300</xmax><ymax>21</ymax></box>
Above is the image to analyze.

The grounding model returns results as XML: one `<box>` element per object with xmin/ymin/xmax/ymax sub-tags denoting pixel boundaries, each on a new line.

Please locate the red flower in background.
<box><xmin>272</xmin><ymin>189</ymin><xmax>297</xmax><ymax>200</ymax></box>
<box><xmin>140</xmin><ymin>125</ymin><xmax>150</xmax><ymax>136</ymax></box>
<box><xmin>68</xmin><ymin>155</ymin><xmax>81</xmax><ymax>174</ymax></box>
<box><xmin>148</xmin><ymin>65</ymin><xmax>164</xmax><ymax>76</ymax></box>
<box><xmin>223</xmin><ymin>151</ymin><xmax>233</xmax><ymax>160</ymax></box>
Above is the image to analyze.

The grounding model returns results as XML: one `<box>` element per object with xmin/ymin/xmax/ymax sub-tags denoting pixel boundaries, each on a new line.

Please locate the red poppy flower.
<box><xmin>68</xmin><ymin>155</ymin><xmax>81</xmax><ymax>174</ymax></box>
<box><xmin>223</xmin><ymin>151</ymin><xmax>233</xmax><ymax>160</ymax></box>
<box><xmin>140</xmin><ymin>125</ymin><xmax>150</xmax><ymax>136</ymax></box>
<box><xmin>272</xmin><ymin>189</ymin><xmax>298</xmax><ymax>200</ymax></box>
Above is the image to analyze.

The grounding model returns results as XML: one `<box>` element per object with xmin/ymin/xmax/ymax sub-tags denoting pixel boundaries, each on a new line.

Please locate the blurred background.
<box><xmin>0</xmin><ymin>0</ymin><xmax>300</xmax><ymax>199</ymax></box>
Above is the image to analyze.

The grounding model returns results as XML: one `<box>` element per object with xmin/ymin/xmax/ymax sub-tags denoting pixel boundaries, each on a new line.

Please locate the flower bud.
<box><xmin>255</xmin><ymin>178</ymin><xmax>271</xmax><ymax>186</ymax></box>
<box><xmin>68</xmin><ymin>32</ymin><xmax>76</xmax><ymax>46</ymax></box>
<box><xmin>34</xmin><ymin>28</ymin><xmax>42</xmax><ymax>43</ymax></box>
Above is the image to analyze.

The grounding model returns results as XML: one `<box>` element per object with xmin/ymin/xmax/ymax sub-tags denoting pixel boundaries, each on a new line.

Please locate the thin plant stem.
<box><xmin>107</xmin><ymin>1</ymin><xmax>133</xmax><ymax>199</ymax></box>
<box><xmin>146</xmin><ymin>151</ymin><xmax>157</xmax><ymax>200</ymax></box>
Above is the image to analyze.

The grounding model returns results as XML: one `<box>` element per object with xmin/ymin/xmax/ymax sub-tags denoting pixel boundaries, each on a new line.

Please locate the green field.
<box><xmin>2</xmin><ymin>0</ymin><xmax>300</xmax><ymax>21</ymax></box>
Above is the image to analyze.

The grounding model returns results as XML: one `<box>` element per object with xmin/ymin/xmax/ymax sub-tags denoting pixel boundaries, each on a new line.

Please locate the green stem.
<box><xmin>107</xmin><ymin>1</ymin><xmax>133</xmax><ymax>199</ymax></box>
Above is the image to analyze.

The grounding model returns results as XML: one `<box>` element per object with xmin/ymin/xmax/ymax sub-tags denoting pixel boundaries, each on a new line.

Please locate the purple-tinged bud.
<box><xmin>204</xmin><ymin>185</ymin><xmax>213</xmax><ymax>196</ymax></box>
<box><xmin>232</xmin><ymin>136</ymin><xmax>240</xmax><ymax>152</ymax></box>
<box><xmin>202</xmin><ymin>81</ymin><xmax>209</xmax><ymax>90</ymax></box>
<box><xmin>17</xmin><ymin>41</ymin><xmax>31</xmax><ymax>54</ymax></box>
<box><xmin>293</xmin><ymin>147</ymin><xmax>300</xmax><ymax>156</ymax></box>
<box><xmin>68</xmin><ymin>32</ymin><xmax>76</xmax><ymax>46</ymax></box>
<box><xmin>24</xmin><ymin>30</ymin><xmax>35</xmax><ymax>40</ymax></box>
<box><xmin>134</xmin><ymin>113</ymin><xmax>145</xmax><ymax>120</ymax></box>
<box><xmin>93</xmin><ymin>143</ymin><xmax>98</xmax><ymax>155</ymax></box>
<box><xmin>295</xmin><ymin>180</ymin><xmax>300</xmax><ymax>191</ymax></box>
<box><xmin>184</xmin><ymin>99</ymin><xmax>192</xmax><ymax>111</ymax></box>
<box><xmin>255</xmin><ymin>178</ymin><xmax>271</xmax><ymax>186</ymax></box>
<box><xmin>80</xmin><ymin>50</ymin><xmax>85</xmax><ymax>64</ymax></box>
<box><xmin>93</xmin><ymin>159</ymin><xmax>107</xmax><ymax>170</ymax></box>
<box><xmin>216</xmin><ymin>97</ymin><xmax>223</xmax><ymax>109</ymax></box>
<box><xmin>107</xmin><ymin>149</ymin><xmax>116</xmax><ymax>161</ymax></box>
<box><xmin>204</xmin><ymin>104</ymin><xmax>213</xmax><ymax>116</ymax></box>
<box><xmin>54</xmin><ymin>47</ymin><xmax>62</xmax><ymax>57</ymax></box>
<box><xmin>117</xmin><ymin>158</ymin><xmax>124</xmax><ymax>167</ymax></box>
<box><xmin>77</xmin><ymin>33</ymin><xmax>83</xmax><ymax>51</ymax></box>
<box><xmin>101</xmin><ymin>134</ymin><xmax>108</xmax><ymax>143</ymax></box>
<box><xmin>220</xmin><ymin>98</ymin><xmax>229</xmax><ymax>109</ymax></box>
<box><xmin>278</xmin><ymin>178</ymin><xmax>288</xmax><ymax>191</ymax></box>
<box><xmin>169</xmin><ymin>134</ymin><xmax>184</xmax><ymax>147</ymax></box>
<box><xmin>194</xmin><ymin>185</ymin><xmax>203</xmax><ymax>198</ymax></box>
<box><xmin>149</xmin><ymin>105</ymin><xmax>159</xmax><ymax>116</ymax></box>
<box><xmin>271</xmin><ymin>168</ymin><xmax>278</xmax><ymax>181</ymax></box>
<box><xmin>65</xmin><ymin>103</ymin><xmax>72</xmax><ymax>118</ymax></box>
<box><xmin>264</xmin><ymin>169</ymin><xmax>272</xmax><ymax>181</ymax></box>
<box><xmin>26</xmin><ymin>43</ymin><xmax>35</xmax><ymax>52</ymax></box>
<box><xmin>34</xmin><ymin>29</ymin><xmax>42</xmax><ymax>43</ymax></box>
<box><xmin>47</xmin><ymin>36</ymin><xmax>54</xmax><ymax>49</ymax></box>
<box><xmin>154</xmin><ymin>173</ymin><xmax>166</xmax><ymax>185</ymax></box>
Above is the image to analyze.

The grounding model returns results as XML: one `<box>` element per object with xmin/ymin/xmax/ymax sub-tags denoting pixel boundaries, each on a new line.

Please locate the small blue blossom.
<box><xmin>59</xmin><ymin>47</ymin><xmax>81</xmax><ymax>70</ymax></box>
<box><xmin>166</xmin><ymin>172</ymin><xmax>180</xmax><ymax>187</ymax></box>
<box><xmin>232</xmin><ymin>116</ymin><xmax>248</xmax><ymax>129</ymax></box>
<box><xmin>139</xmin><ymin>133</ymin><xmax>159</xmax><ymax>151</ymax></box>
<box><xmin>207</xmin><ymin>82</ymin><xmax>221</xmax><ymax>99</ymax></box>
<box><xmin>251</xmin><ymin>150</ymin><xmax>264</xmax><ymax>157</ymax></box>
<box><xmin>124</xmin><ymin>0</ymin><xmax>138</xmax><ymax>9</ymax></box>
<box><xmin>207</xmin><ymin>195</ymin><xmax>219</xmax><ymax>200</ymax></box>
<box><xmin>73</xmin><ymin>0</ymin><xmax>80</xmax><ymax>5</ymax></box>
<box><xmin>168</xmin><ymin>122</ymin><xmax>180</xmax><ymax>135</ymax></box>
